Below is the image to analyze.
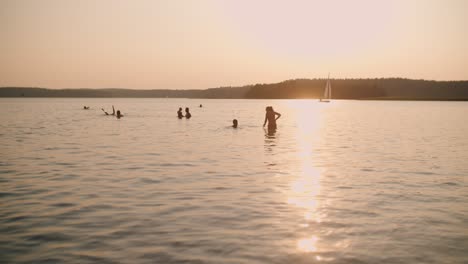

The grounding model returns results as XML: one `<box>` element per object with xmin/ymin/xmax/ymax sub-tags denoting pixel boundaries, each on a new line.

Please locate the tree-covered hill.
<box><xmin>1</xmin><ymin>78</ymin><xmax>468</xmax><ymax>100</ymax></box>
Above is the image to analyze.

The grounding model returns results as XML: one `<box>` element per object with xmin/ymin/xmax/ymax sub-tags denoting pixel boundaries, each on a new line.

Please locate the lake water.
<box><xmin>1</xmin><ymin>98</ymin><xmax>467</xmax><ymax>264</ymax></box>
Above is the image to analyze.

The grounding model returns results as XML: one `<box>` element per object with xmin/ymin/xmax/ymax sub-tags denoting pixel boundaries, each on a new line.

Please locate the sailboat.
<box><xmin>319</xmin><ymin>74</ymin><xmax>332</xmax><ymax>102</ymax></box>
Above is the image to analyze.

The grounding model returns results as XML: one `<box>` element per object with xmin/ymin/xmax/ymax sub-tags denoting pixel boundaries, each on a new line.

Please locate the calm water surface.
<box><xmin>1</xmin><ymin>98</ymin><xmax>467</xmax><ymax>264</ymax></box>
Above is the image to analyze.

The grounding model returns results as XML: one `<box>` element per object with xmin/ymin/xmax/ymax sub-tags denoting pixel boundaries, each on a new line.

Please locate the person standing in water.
<box><xmin>263</xmin><ymin>106</ymin><xmax>281</xmax><ymax>129</ymax></box>
<box><xmin>185</xmin><ymin>107</ymin><xmax>192</xmax><ymax>119</ymax></box>
<box><xmin>177</xmin><ymin>107</ymin><xmax>184</xmax><ymax>119</ymax></box>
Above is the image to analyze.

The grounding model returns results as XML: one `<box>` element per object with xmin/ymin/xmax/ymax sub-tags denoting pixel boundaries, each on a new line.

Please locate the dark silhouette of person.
<box><xmin>263</xmin><ymin>106</ymin><xmax>281</xmax><ymax>130</ymax></box>
<box><xmin>116</xmin><ymin>110</ymin><xmax>123</xmax><ymax>119</ymax></box>
<box><xmin>200</xmin><ymin>104</ymin><xmax>203</xmax><ymax>108</ymax></box>
<box><xmin>185</xmin><ymin>107</ymin><xmax>191</xmax><ymax>119</ymax></box>
<box><xmin>264</xmin><ymin>126</ymin><xmax>276</xmax><ymax>137</ymax></box>
<box><xmin>232</xmin><ymin>119</ymin><xmax>238</xmax><ymax>128</ymax></box>
<box><xmin>177</xmin><ymin>107</ymin><xmax>184</xmax><ymax>119</ymax></box>
<box><xmin>102</xmin><ymin>105</ymin><xmax>115</xmax><ymax>116</ymax></box>
<box><xmin>83</xmin><ymin>106</ymin><xmax>90</xmax><ymax>110</ymax></box>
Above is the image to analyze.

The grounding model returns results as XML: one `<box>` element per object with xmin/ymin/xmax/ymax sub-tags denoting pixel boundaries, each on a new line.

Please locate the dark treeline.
<box><xmin>1</xmin><ymin>78</ymin><xmax>468</xmax><ymax>100</ymax></box>
<box><xmin>245</xmin><ymin>78</ymin><xmax>468</xmax><ymax>100</ymax></box>
<box><xmin>0</xmin><ymin>86</ymin><xmax>251</xmax><ymax>99</ymax></box>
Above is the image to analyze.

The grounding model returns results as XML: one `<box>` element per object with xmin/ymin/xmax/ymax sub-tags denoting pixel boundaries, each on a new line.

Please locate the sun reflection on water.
<box><xmin>283</xmin><ymin>100</ymin><xmax>328</xmax><ymax>254</ymax></box>
<box><xmin>289</xmin><ymin>163</ymin><xmax>324</xmax><ymax>253</ymax></box>
<box><xmin>297</xmin><ymin>236</ymin><xmax>318</xmax><ymax>253</ymax></box>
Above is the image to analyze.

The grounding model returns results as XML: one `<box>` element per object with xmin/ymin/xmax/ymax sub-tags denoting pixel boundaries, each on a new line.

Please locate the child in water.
<box><xmin>263</xmin><ymin>106</ymin><xmax>281</xmax><ymax>129</ymax></box>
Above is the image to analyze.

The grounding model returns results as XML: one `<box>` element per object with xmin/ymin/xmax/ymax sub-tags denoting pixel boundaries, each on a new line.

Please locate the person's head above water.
<box><xmin>266</xmin><ymin>106</ymin><xmax>273</xmax><ymax>112</ymax></box>
<box><xmin>185</xmin><ymin>107</ymin><xmax>190</xmax><ymax>112</ymax></box>
<box><xmin>116</xmin><ymin>110</ymin><xmax>123</xmax><ymax>118</ymax></box>
<box><xmin>232</xmin><ymin>119</ymin><xmax>238</xmax><ymax>128</ymax></box>
<box><xmin>178</xmin><ymin>107</ymin><xmax>182</xmax><ymax>111</ymax></box>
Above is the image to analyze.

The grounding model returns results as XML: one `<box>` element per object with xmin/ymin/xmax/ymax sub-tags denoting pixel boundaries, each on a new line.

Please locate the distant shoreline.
<box><xmin>2</xmin><ymin>78</ymin><xmax>468</xmax><ymax>100</ymax></box>
<box><xmin>1</xmin><ymin>97</ymin><xmax>468</xmax><ymax>101</ymax></box>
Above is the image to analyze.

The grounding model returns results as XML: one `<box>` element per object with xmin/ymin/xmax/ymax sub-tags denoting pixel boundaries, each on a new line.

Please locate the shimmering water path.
<box><xmin>1</xmin><ymin>98</ymin><xmax>467</xmax><ymax>264</ymax></box>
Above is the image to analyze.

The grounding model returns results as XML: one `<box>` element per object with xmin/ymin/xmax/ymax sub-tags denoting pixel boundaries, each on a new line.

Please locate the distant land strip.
<box><xmin>1</xmin><ymin>78</ymin><xmax>468</xmax><ymax>100</ymax></box>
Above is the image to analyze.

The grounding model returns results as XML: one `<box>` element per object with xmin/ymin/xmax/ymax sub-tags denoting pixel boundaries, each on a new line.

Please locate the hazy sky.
<box><xmin>1</xmin><ymin>0</ymin><xmax>467</xmax><ymax>89</ymax></box>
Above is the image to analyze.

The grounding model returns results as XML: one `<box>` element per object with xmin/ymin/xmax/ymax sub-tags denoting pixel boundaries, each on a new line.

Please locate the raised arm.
<box><xmin>275</xmin><ymin>112</ymin><xmax>281</xmax><ymax>120</ymax></box>
<box><xmin>112</xmin><ymin>105</ymin><xmax>115</xmax><ymax>115</ymax></box>
<box><xmin>101</xmin><ymin>108</ymin><xmax>109</xmax><ymax>115</ymax></box>
<box><xmin>263</xmin><ymin>114</ymin><xmax>267</xmax><ymax>127</ymax></box>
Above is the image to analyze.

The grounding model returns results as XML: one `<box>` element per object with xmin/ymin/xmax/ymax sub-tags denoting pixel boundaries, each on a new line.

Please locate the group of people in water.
<box><xmin>177</xmin><ymin>107</ymin><xmax>191</xmax><ymax>119</ymax></box>
<box><xmin>177</xmin><ymin>105</ymin><xmax>281</xmax><ymax>131</ymax></box>
<box><xmin>85</xmin><ymin>104</ymin><xmax>281</xmax><ymax>130</ymax></box>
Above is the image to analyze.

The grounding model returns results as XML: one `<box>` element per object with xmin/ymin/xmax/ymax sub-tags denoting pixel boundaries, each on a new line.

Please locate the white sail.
<box><xmin>323</xmin><ymin>80</ymin><xmax>329</xmax><ymax>99</ymax></box>
<box><xmin>320</xmin><ymin>74</ymin><xmax>332</xmax><ymax>102</ymax></box>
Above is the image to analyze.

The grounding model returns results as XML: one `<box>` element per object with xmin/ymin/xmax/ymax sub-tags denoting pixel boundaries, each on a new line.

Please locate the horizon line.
<box><xmin>2</xmin><ymin>77</ymin><xmax>468</xmax><ymax>91</ymax></box>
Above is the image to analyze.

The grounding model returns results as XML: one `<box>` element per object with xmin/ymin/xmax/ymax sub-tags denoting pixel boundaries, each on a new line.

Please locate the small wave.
<box><xmin>440</xmin><ymin>182</ymin><xmax>458</xmax><ymax>186</ymax></box>
<box><xmin>413</xmin><ymin>171</ymin><xmax>436</xmax><ymax>175</ymax></box>
<box><xmin>0</xmin><ymin>169</ymin><xmax>16</xmax><ymax>174</ymax></box>
<box><xmin>124</xmin><ymin>166</ymin><xmax>145</xmax><ymax>170</ymax></box>
<box><xmin>26</xmin><ymin>232</ymin><xmax>72</xmax><ymax>243</ymax></box>
<box><xmin>0</xmin><ymin>192</ymin><xmax>16</xmax><ymax>198</ymax></box>
<box><xmin>51</xmin><ymin>202</ymin><xmax>76</xmax><ymax>208</ymax></box>
<box><xmin>44</xmin><ymin>147</ymin><xmax>59</xmax><ymax>151</ymax></box>
<box><xmin>213</xmin><ymin>186</ymin><xmax>230</xmax><ymax>190</ymax></box>
<box><xmin>68</xmin><ymin>253</ymin><xmax>116</xmax><ymax>264</ymax></box>
<box><xmin>337</xmin><ymin>186</ymin><xmax>353</xmax><ymax>189</ymax></box>
<box><xmin>160</xmin><ymin>163</ymin><xmax>195</xmax><ymax>167</ymax></box>
<box><xmin>389</xmin><ymin>170</ymin><xmax>436</xmax><ymax>176</ymax></box>
<box><xmin>140</xmin><ymin>178</ymin><xmax>162</xmax><ymax>184</ymax></box>
<box><xmin>51</xmin><ymin>174</ymin><xmax>79</xmax><ymax>181</ymax></box>
<box><xmin>5</xmin><ymin>215</ymin><xmax>31</xmax><ymax>223</ymax></box>
<box><xmin>139</xmin><ymin>252</ymin><xmax>205</xmax><ymax>264</ymax></box>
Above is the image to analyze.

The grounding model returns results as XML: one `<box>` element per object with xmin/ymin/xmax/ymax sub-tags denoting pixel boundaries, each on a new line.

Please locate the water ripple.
<box><xmin>0</xmin><ymin>99</ymin><xmax>467</xmax><ymax>264</ymax></box>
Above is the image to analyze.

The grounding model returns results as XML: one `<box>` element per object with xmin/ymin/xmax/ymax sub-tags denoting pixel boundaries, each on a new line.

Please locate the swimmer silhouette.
<box><xmin>116</xmin><ymin>110</ymin><xmax>123</xmax><ymax>119</ymax></box>
<box><xmin>185</xmin><ymin>107</ymin><xmax>191</xmax><ymax>119</ymax></box>
<box><xmin>263</xmin><ymin>106</ymin><xmax>281</xmax><ymax>130</ymax></box>
<box><xmin>177</xmin><ymin>107</ymin><xmax>184</xmax><ymax>119</ymax></box>
<box><xmin>102</xmin><ymin>105</ymin><xmax>115</xmax><ymax>116</ymax></box>
<box><xmin>232</xmin><ymin>119</ymin><xmax>238</xmax><ymax>128</ymax></box>
<box><xmin>83</xmin><ymin>106</ymin><xmax>90</xmax><ymax>110</ymax></box>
